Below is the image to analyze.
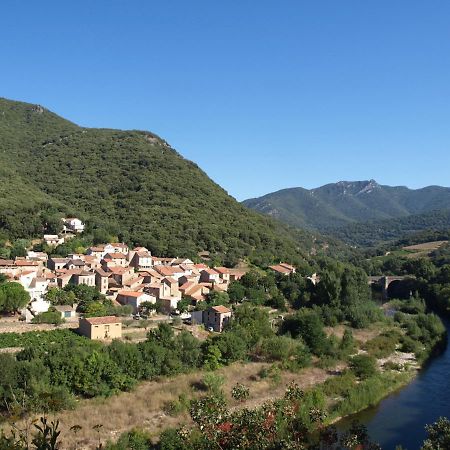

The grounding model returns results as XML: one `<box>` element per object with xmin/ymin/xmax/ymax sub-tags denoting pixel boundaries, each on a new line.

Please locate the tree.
<box><xmin>45</xmin><ymin>287</ymin><xmax>76</xmax><ymax>306</ymax></box>
<box><xmin>421</xmin><ymin>417</ymin><xmax>450</xmax><ymax>450</ymax></box>
<box><xmin>227</xmin><ymin>282</ymin><xmax>245</xmax><ymax>303</ymax></box>
<box><xmin>281</xmin><ymin>309</ymin><xmax>329</xmax><ymax>356</ymax></box>
<box><xmin>206</xmin><ymin>291</ymin><xmax>230</xmax><ymax>306</ymax></box>
<box><xmin>84</xmin><ymin>301</ymin><xmax>108</xmax><ymax>317</ymax></box>
<box><xmin>203</xmin><ymin>344</ymin><xmax>222</xmax><ymax>371</ymax></box>
<box><xmin>340</xmin><ymin>328</ymin><xmax>356</xmax><ymax>355</ymax></box>
<box><xmin>139</xmin><ymin>300</ymin><xmax>156</xmax><ymax>315</ymax></box>
<box><xmin>349</xmin><ymin>355</ymin><xmax>378</xmax><ymax>380</ymax></box>
<box><xmin>0</xmin><ymin>282</ymin><xmax>30</xmax><ymax>313</ymax></box>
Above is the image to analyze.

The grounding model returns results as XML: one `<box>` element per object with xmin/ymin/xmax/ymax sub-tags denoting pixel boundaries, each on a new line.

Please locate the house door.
<box><xmin>105</xmin><ymin>325</ymin><xmax>110</xmax><ymax>338</ymax></box>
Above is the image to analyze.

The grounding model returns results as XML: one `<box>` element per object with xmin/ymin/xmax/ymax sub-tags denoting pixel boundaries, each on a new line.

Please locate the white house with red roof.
<box><xmin>116</xmin><ymin>290</ymin><xmax>155</xmax><ymax>313</ymax></box>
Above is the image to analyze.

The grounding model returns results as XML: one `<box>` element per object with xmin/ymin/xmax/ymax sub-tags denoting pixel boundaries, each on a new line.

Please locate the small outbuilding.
<box><xmin>78</xmin><ymin>316</ymin><xmax>122</xmax><ymax>340</ymax></box>
<box><xmin>54</xmin><ymin>305</ymin><xmax>77</xmax><ymax>319</ymax></box>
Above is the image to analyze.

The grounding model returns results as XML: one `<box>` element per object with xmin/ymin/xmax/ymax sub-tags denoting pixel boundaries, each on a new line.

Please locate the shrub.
<box><xmin>31</xmin><ymin>310</ymin><xmax>64</xmax><ymax>325</ymax></box>
<box><xmin>164</xmin><ymin>393</ymin><xmax>191</xmax><ymax>416</ymax></box>
<box><xmin>349</xmin><ymin>355</ymin><xmax>378</xmax><ymax>380</ymax></box>
<box><xmin>322</xmin><ymin>371</ymin><xmax>357</xmax><ymax>397</ymax></box>
<box><xmin>231</xmin><ymin>383</ymin><xmax>250</xmax><ymax>402</ymax></box>
<box><xmin>202</xmin><ymin>373</ymin><xmax>225</xmax><ymax>395</ymax></box>
<box><xmin>363</xmin><ymin>332</ymin><xmax>400</xmax><ymax>359</ymax></box>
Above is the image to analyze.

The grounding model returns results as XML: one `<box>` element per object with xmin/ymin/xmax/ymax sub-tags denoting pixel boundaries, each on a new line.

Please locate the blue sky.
<box><xmin>2</xmin><ymin>1</ymin><xmax>449</xmax><ymax>200</ymax></box>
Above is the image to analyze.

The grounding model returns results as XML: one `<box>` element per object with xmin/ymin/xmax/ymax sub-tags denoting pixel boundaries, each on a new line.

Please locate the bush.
<box><xmin>201</xmin><ymin>373</ymin><xmax>225</xmax><ymax>394</ymax></box>
<box><xmin>400</xmin><ymin>335</ymin><xmax>421</xmax><ymax>354</ymax></box>
<box><xmin>349</xmin><ymin>355</ymin><xmax>378</xmax><ymax>379</ymax></box>
<box><xmin>164</xmin><ymin>393</ymin><xmax>191</xmax><ymax>416</ymax></box>
<box><xmin>363</xmin><ymin>331</ymin><xmax>401</xmax><ymax>359</ymax></box>
<box><xmin>258</xmin><ymin>335</ymin><xmax>298</xmax><ymax>362</ymax></box>
<box><xmin>231</xmin><ymin>383</ymin><xmax>250</xmax><ymax>402</ymax></box>
<box><xmin>106</xmin><ymin>429</ymin><xmax>152</xmax><ymax>450</ymax></box>
<box><xmin>31</xmin><ymin>310</ymin><xmax>64</xmax><ymax>325</ymax></box>
<box><xmin>322</xmin><ymin>371</ymin><xmax>357</xmax><ymax>397</ymax></box>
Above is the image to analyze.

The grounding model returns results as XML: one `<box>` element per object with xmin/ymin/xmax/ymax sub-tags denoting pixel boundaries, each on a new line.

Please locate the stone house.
<box><xmin>47</xmin><ymin>257</ymin><xmax>70</xmax><ymax>271</ymax></box>
<box><xmin>116</xmin><ymin>290</ymin><xmax>155</xmax><ymax>313</ymax></box>
<box><xmin>204</xmin><ymin>305</ymin><xmax>232</xmax><ymax>332</ymax></box>
<box><xmin>78</xmin><ymin>316</ymin><xmax>122</xmax><ymax>340</ymax></box>
<box><xmin>199</xmin><ymin>268</ymin><xmax>221</xmax><ymax>284</ymax></box>
<box><xmin>62</xmin><ymin>218</ymin><xmax>85</xmax><ymax>233</ymax></box>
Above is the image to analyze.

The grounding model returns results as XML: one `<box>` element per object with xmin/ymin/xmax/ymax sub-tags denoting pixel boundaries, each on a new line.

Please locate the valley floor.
<box><xmin>10</xmin><ymin>324</ymin><xmax>408</xmax><ymax>449</ymax></box>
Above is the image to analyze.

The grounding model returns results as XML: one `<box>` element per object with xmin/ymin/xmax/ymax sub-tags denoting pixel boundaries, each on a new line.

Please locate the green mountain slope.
<box><xmin>243</xmin><ymin>180</ymin><xmax>450</xmax><ymax>231</ymax></box>
<box><xmin>0</xmin><ymin>97</ymin><xmax>342</xmax><ymax>263</ymax></box>
<box><xmin>325</xmin><ymin>209</ymin><xmax>450</xmax><ymax>247</ymax></box>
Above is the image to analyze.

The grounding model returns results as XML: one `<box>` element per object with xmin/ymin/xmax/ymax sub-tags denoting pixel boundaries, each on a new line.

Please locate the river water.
<box><xmin>337</xmin><ymin>320</ymin><xmax>450</xmax><ymax>449</ymax></box>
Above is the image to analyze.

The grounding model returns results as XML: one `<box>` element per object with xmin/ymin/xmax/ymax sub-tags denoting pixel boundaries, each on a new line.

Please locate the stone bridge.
<box><xmin>368</xmin><ymin>275</ymin><xmax>414</xmax><ymax>300</ymax></box>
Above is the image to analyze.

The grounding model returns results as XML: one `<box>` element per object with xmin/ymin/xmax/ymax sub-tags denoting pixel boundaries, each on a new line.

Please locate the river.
<box><xmin>337</xmin><ymin>319</ymin><xmax>450</xmax><ymax>449</ymax></box>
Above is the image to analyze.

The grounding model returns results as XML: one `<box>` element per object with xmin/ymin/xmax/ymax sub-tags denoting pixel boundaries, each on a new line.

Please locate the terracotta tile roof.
<box><xmin>214</xmin><ymin>267</ymin><xmax>230</xmax><ymax>274</ymax></box>
<box><xmin>20</xmin><ymin>270</ymin><xmax>37</xmax><ymax>276</ymax></box>
<box><xmin>83</xmin><ymin>316</ymin><xmax>121</xmax><ymax>325</ymax></box>
<box><xmin>117</xmin><ymin>290</ymin><xmax>144</xmax><ymax>298</ymax></box>
<box><xmin>212</xmin><ymin>283</ymin><xmax>228</xmax><ymax>292</ymax></box>
<box><xmin>146</xmin><ymin>282</ymin><xmax>163</xmax><ymax>289</ymax></box>
<box><xmin>179</xmin><ymin>281</ymin><xmax>196</xmax><ymax>291</ymax></box>
<box><xmin>202</xmin><ymin>268</ymin><xmax>219</xmax><ymax>275</ymax></box>
<box><xmin>107</xmin><ymin>266</ymin><xmax>132</xmax><ymax>275</ymax></box>
<box><xmin>269</xmin><ymin>265</ymin><xmax>292</xmax><ymax>274</ymax></box>
<box><xmin>185</xmin><ymin>285</ymin><xmax>204</xmax><ymax>295</ymax></box>
<box><xmin>136</xmin><ymin>251</ymin><xmax>152</xmax><ymax>257</ymax></box>
<box><xmin>89</xmin><ymin>246</ymin><xmax>105</xmax><ymax>252</ymax></box>
<box><xmin>68</xmin><ymin>259</ymin><xmax>85</xmax><ymax>266</ymax></box>
<box><xmin>15</xmin><ymin>260</ymin><xmax>39</xmax><ymax>266</ymax></box>
<box><xmin>279</xmin><ymin>263</ymin><xmax>295</xmax><ymax>270</ymax></box>
<box><xmin>111</xmin><ymin>243</ymin><xmax>128</xmax><ymax>249</ymax></box>
<box><xmin>0</xmin><ymin>259</ymin><xmax>14</xmax><ymax>266</ymax></box>
<box><xmin>163</xmin><ymin>277</ymin><xmax>178</xmax><ymax>285</ymax></box>
<box><xmin>211</xmin><ymin>305</ymin><xmax>231</xmax><ymax>314</ymax></box>
<box><xmin>95</xmin><ymin>268</ymin><xmax>110</xmax><ymax>277</ymax></box>
<box><xmin>104</xmin><ymin>252</ymin><xmax>127</xmax><ymax>259</ymax></box>
<box><xmin>155</xmin><ymin>266</ymin><xmax>179</xmax><ymax>276</ymax></box>
<box><xmin>82</xmin><ymin>255</ymin><xmax>97</xmax><ymax>262</ymax></box>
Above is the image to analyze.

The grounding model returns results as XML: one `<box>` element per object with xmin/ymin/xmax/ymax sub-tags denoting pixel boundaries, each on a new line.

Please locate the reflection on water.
<box><xmin>337</xmin><ymin>323</ymin><xmax>450</xmax><ymax>449</ymax></box>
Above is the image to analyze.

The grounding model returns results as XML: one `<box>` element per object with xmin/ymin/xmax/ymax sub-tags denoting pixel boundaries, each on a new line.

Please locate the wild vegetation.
<box><xmin>0</xmin><ymin>97</ymin><xmax>352</xmax><ymax>266</ymax></box>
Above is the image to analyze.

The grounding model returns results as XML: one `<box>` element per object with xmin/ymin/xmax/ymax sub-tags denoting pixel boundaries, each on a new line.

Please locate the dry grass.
<box><xmin>9</xmin><ymin>361</ymin><xmax>339</xmax><ymax>449</ymax></box>
<box><xmin>402</xmin><ymin>240</ymin><xmax>447</xmax><ymax>252</ymax></box>
<box><xmin>325</xmin><ymin>323</ymin><xmax>381</xmax><ymax>343</ymax></box>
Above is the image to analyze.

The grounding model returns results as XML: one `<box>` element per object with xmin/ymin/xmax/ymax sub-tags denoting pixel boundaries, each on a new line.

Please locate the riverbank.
<box><xmin>334</xmin><ymin>315</ymin><xmax>450</xmax><ymax>450</ymax></box>
<box><xmin>5</xmin><ymin>311</ymin><xmax>446</xmax><ymax>449</ymax></box>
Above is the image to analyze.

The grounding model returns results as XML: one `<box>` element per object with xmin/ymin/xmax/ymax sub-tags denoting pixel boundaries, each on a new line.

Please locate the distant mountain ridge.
<box><xmin>243</xmin><ymin>180</ymin><xmax>450</xmax><ymax>231</ymax></box>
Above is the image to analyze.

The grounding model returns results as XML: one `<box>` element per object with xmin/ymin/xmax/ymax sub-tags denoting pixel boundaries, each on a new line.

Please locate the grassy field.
<box><xmin>401</xmin><ymin>240</ymin><xmax>448</xmax><ymax>259</ymax></box>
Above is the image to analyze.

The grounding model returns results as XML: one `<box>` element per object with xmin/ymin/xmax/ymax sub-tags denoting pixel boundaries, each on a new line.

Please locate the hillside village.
<box><xmin>0</xmin><ymin>218</ymin><xmax>301</xmax><ymax>338</ymax></box>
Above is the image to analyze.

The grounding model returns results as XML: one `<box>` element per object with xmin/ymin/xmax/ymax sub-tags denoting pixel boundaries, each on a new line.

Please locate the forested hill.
<box><xmin>0</xmin><ymin>97</ymin><xmax>344</xmax><ymax>264</ymax></box>
<box><xmin>243</xmin><ymin>180</ymin><xmax>450</xmax><ymax>231</ymax></box>
<box><xmin>324</xmin><ymin>209</ymin><xmax>450</xmax><ymax>248</ymax></box>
